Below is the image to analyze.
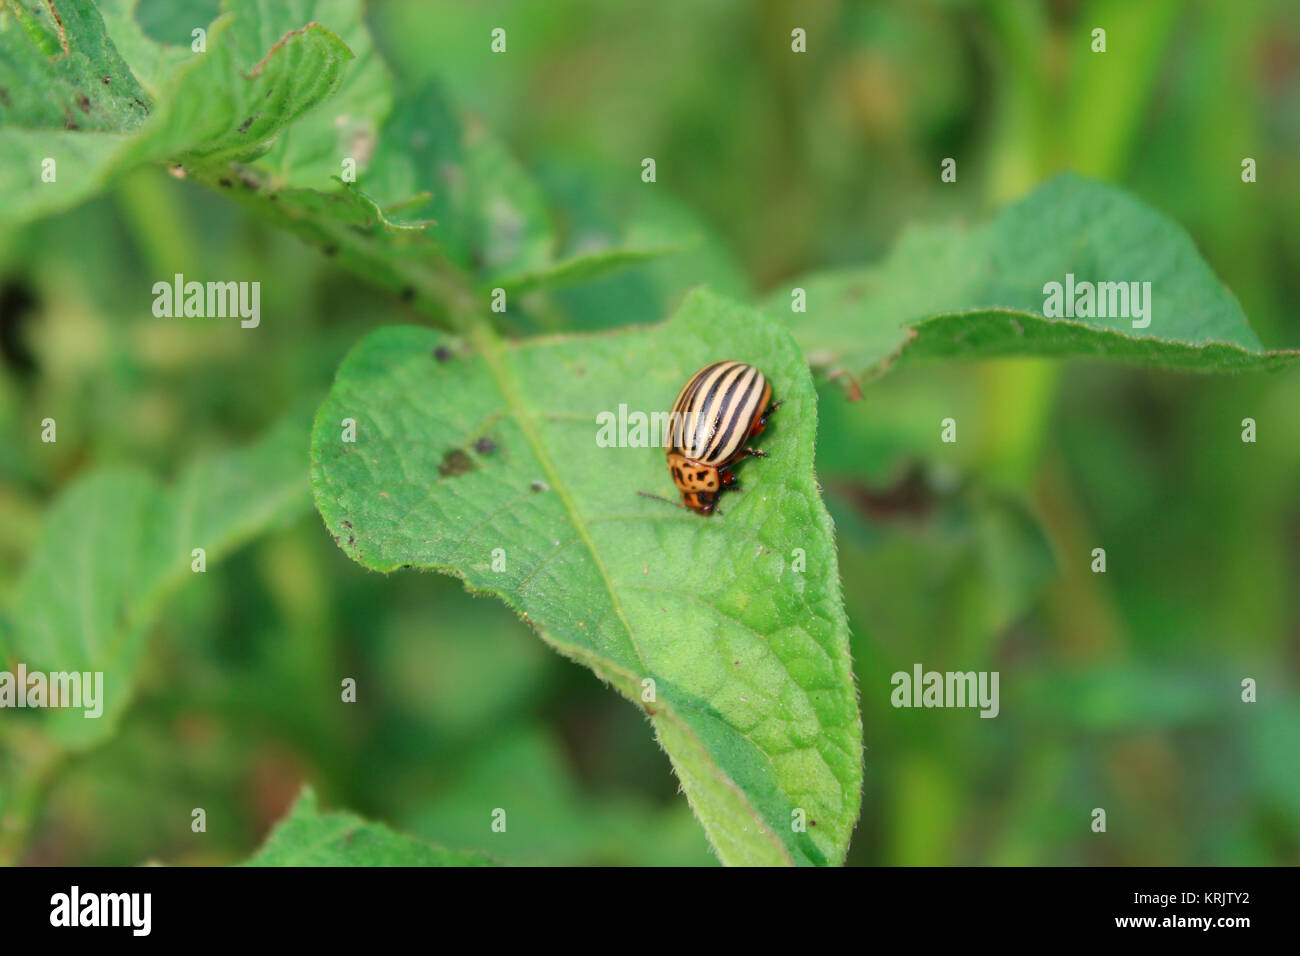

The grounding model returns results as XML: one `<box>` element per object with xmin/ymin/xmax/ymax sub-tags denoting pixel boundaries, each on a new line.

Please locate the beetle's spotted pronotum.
<box><xmin>665</xmin><ymin>360</ymin><xmax>777</xmax><ymax>515</ymax></box>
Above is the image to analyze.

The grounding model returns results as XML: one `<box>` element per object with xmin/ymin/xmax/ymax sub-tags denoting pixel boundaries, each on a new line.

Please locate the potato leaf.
<box><xmin>1</xmin><ymin>4</ymin><xmax>680</xmax><ymax>308</ymax></box>
<box><xmin>310</xmin><ymin>289</ymin><xmax>863</xmax><ymax>866</ymax></box>
<box><xmin>0</xmin><ymin>0</ymin><xmax>150</xmax><ymax>222</ymax></box>
<box><xmin>242</xmin><ymin>787</ymin><xmax>494</xmax><ymax>866</ymax></box>
<box><xmin>0</xmin><ymin>0</ymin><xmax>355</xmax><ymax>222</ymax></box>
<box><xmin>119</xmin><ymin>9</ymin><xmax>352</xmax><ymax>167</ymax></box>
<box><xmin>8</xmin><ymin>408</ymin><xmax>313</xmax><ymax>749</ymax></box>
<box><xmin>767</xmin><ymin>174</ymin><xmax>1300</xmax><ymax>386</ymax></box>
<box><xmin>0</xmin><ymin>0</ymin><xmax>151</xmax><ymax>131</ymax></box>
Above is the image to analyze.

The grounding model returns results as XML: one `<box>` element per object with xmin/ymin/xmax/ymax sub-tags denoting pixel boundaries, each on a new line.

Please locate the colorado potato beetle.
<box><xmin>666</xmin><ymin>360</ymin><xmax>776</xmax><ymax>515</ymax></box>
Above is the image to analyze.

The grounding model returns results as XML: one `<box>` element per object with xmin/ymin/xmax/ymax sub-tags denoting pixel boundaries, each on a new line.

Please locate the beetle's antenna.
<box><xmin>637</xmin><ymin>490</ymin><xmax>702</xmax><ymax>513</ymax></box>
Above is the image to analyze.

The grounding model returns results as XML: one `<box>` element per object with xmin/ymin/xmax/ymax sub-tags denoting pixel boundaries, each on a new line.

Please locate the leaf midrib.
<box><xmin>466</xmin><ymin>320</ymin><xmax>794</xmax><ymax>864</ymax></box>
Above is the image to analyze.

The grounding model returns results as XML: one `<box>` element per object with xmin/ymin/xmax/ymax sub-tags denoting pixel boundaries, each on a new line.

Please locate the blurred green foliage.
<box><xmin>1</xmin><ymin>0</ymin><xmax>1297</xmax><ymax>865</ymax></box>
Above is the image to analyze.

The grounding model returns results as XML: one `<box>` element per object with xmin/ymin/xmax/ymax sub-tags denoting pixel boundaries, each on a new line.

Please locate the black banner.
<box><xmin>0</xmin><ymin>865</ymin><xmax>1277</xmax><ymax>942</ymax></box>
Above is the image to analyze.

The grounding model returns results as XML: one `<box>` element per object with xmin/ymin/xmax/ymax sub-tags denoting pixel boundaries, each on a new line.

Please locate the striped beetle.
<box><xmin>666</xmin><ymin>360</ymin><xmax>777</xmax><ymax>515</ymax></box>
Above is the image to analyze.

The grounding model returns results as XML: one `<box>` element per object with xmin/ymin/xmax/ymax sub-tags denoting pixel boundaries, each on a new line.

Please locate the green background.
<box><xmin>1</xmin><ymin>0</ymin><xmax>1297</xmax><ymax>865</ymax></box>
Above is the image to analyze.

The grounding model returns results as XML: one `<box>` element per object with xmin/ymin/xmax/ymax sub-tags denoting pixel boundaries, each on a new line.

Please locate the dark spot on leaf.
<box><xmin>433</xmin><ymin>345</ymin><xmax>452</xmax><ymax>362</ymax></box>
<box><xmin>238</xmin><ymin>116</ymin><xmax>256</xmax><ymax>134</ymax></box>
<box><xmin>400</xmin><ymin>564</ymin><xmax>412</xmax><ymax>570</ymax></box>
<box><xmin>323</xmin><ymin>244</ymin><xmax>338</xmax><ymax>257</ymax></box>
<box><xmin>530</xmin><ymin>480</ymin><xmax>548</xmax><ymax>493</ymax></box>
<box><xmin>341</xmin><ymin>520</ymin><xmax>352</xmax><ymax>529</ymax></box>
<box><xmin>63</xmin><ymin>108</ymin><xmax>78</xmax><ymax>130</ymax></box>
<box><xmin>400</xmin><ymin>286</ymin><xmax>415</xmax><ymax>302</ymax></box>
<box><xmin>348</xmin><ymin>536</ymin><xmax>355</xmax><ymax>546</ymax></box>
<box><xmin>438</xmin><ymin>449</ymin><xmax>476</xmax><ymax>477</ymax></box>
<box><xmin>332</xmin><ymin>535</ymin><xmax>340</xmax><ymax>544</ymax></box>
<box><xmin>809</xmin><ymin>820</ymin><xmax>817</xmax><ymax>827</ymax></box>
<box><xmin>102</xmin><ymin>76</ymin><xmax>110</xmax><ymax>84</ymax></box>
<box><xmin>474</xmin><ymin>437</ymin><xmax>497</xmax><ymax>455</ymax></box>
<box><xmin>75</xmin><ymin>93</ymin><xmax>90</xmax><ymax>113</ymax></box>
<box><xmin>572</xmin><ymin>364</ymin><xmax>586</xmax><ymax>377</ymax></box>
<box><xmin>0</xmin><ymin>88</ymin><xmax>9</xmax><ymax>107</ymax></box>
<box><xmin>643</xmin><ymin>704</ymin><xmax>657</xmax><ymax>716</ymax></box>
<box><xmin>218</xmin><ymin>178</ymin><xmax>233</xmax><ymax>188</ymax></box>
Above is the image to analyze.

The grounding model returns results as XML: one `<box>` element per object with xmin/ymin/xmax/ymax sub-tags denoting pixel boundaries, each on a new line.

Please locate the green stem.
<box><xmin>186</xmin><ymin>162</ymin><xmax>485</xmax><ymax>333</ymax></box>
<box><xmin>0</xmin><ymin>734</ymin><xmax>67</xmax><ymax>866</ymax></box>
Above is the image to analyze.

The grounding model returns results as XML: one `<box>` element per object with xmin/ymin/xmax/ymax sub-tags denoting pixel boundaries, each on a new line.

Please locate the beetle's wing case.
<box><xmin>669</xmin><ymin>361</ymin><xmax>769</xmax><ymax>466</ymax></box>
<box><xmin>668</xmin><ymin>361</ymin><xmax>723</xmax><ymax>455</ymax></box>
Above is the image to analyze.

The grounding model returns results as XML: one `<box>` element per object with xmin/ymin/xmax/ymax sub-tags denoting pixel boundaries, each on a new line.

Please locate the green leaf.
<box><xmin>310</xmin><ymin>289</ymin><xmax>863</xmax><ymax>866</ymax></box>
<box><xmin>1</xmin><ymin>0</ymin><xmax>359</xmax><ymax>224</ymax></box>
<box><xmin>767</xmin><ymin>174</ymin><xmax>1300</xmax><ymax>386</ymax></box>
<box><xmin>121</xmin><ymin>7</ymin><xmax>353</xmax><ymax>167</ymax></box>
<box><xmin>187</xmin><ymin>86</ymin><xmax>689</xmax><ymax>329</ymax></box>
<box><xmin>243</xmin><ymin>787</ymin><xmax>494</xmax><ymax>866</ymax></box>
<box><xmin>9</xmin><ymin>407</ymin><xmax>314</xmax><ymax>749</ymax></box>
<box><xmin>496</xmin><ymin>240</ymin><xmax>688</xmax><ymax>298</ymax></box>
<box><xmin>0</xmin><ymin>127</ymin><xmax>131</xmax><ymax>224</ymax></box>
<box><xmin>833</xmin><ymin>480</ymin><xmax>1056</xmax><ymax>662</ymax></box>
<box><xmin>362</xmin><ymin>81</ymin><xmax>553</xmax><ymax>282</ymax></box>
<box><xmin>0</xmin><ymin>0</ymin><xmax>150</xmax><ymax>222</ymax></box>
<box><xmin>356</xmin><ymin>80</ymin><xmax>687</xmax><ymax>299</ymax></box>
<box><xmin>407</xmin><ymin>728</ymin><xmax>715</xmax><ymax>866</ymax></box>
<box><xmin>0</xmin><ymin>0</ymin><xmax>151</xmax><ymax>131</ymax></box>
<box><xmin>526</xmin><ymin>155</ymin><xmax>752</xmax><ymax>324</ymax></box>
<box><xmin>94</xmin><ymin>0</ymin><xmax>198</xmax><ymax>100</ymax></box>
<box><xmin>233</xmin><ymin>0</ymin><xmax>392</xmax><ymax>189</ymax></box>
<box><xmin>200</xmin><ymin>171</ymin><xmax>464</xmax><ymax>322</ymax></box>
<box><xmin>2</xmin><ymin>7</ymin><xmax>675</xmax><ymax>310</ymax></box>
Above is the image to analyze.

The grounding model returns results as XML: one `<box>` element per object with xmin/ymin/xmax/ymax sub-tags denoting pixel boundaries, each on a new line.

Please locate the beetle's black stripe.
<box><xmin>671</xmin><ymin>361</ymin><xmax>730</xmax><ymax>456</ymax></box>
<box><xmin>670</xmin><ymin>361</ymin><xmax>725</xmax><ymax>451</ymax></box>
<box><xmin>690</xmin><ymin>362</ymin><xmax>748</xmax><ymax>462</ymax></box>
<box><xmin>705</xmin><ymin>365</ymin><xmax>766</xmax><ymax>462</ymax></box>
<box><xmin>701</xmin><ymin>364</ymin><xmax>758</xmax><ymax>461</ymax></box>
<box><xmin>679</xmin><ymin>362</ymin><xmax>735</xmax><ymax>459</ymax></box>
<box><xmin>714</xmin><ymin>367</ymin><xmax>767</xmax><ymax>462</ymax></box>
<box><xmin>688</xmin><ymin>363</ymin><xmax>746</xmax><ymax>460</ymax></box>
